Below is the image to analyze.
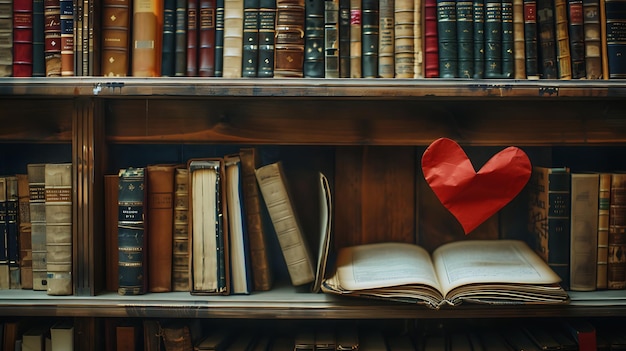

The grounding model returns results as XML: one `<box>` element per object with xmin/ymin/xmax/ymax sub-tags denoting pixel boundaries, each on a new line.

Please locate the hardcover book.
<box><xmin>175</xmin><ymin>0</ymin><xmax>187</xmax><ymax>75</ymax></box>
<box><xmin>513</xmin><ymin>0</ymin><xmax>525</xmax><ymax>78</ymax></box>
<box><xmin>349</xmin><ymin>0</ymin><xmax>362</xmax><ymax>77</ymax></box>
<box><xmin>6</xmin><ymin>176</ymin><xmax>20</xmax><ymax>289</ymax></box>
<box><xmin>17</xmin><ymin>174</ymin><xmax>33</xmax><ymax>289</ymax></box>
<box><xmin>484</xmin><ymin>0</ymin><xmax>501</xmax><ymax>78</ymax></box>
<box><xmin>162</xmin><ymin>0</ymin><xmax>177</xmax><ymax>76</ymax></box>
<box><xmin>378</xmin><ymin>0</ymin><xmax>395</xmax><ymax>77</ymax></box>
<box><xmin>339</xmin><ymin>0</ymin><xmax>350</xmax><ymax>77</ymax></box>
<box><xmin>28</xmin><ymin>163</ymin><xmax>47</xmax><ymax>291</ymax></box>
<box><xmin>173</xmin><ymin>167</ymin><xmax>190</xmax><ymax>291</ymax></box>
<box><xmin>554</xmin><ymin>0</ymin><xmax>572</xmax><ymax>78</ymax></box>
<box><xmin>325</xmin><ymin>0</ymin><xmax>340</xmax><ymax>77</ymax></box>
<box><xmin>222</xmin><ymin>0</ymin><xmax>244</xmax><ymax>77</ymax></box>
<box><xmin>118</xmin><ymin>167</ymin><xmax>147</xmax><ymax>295</ymax></box>
<box><xmin>456</xmin><ymin>0</ymin><xmax>474</xmax><ymax>78</ymax></box>
<box><xmin>44</xmin><ymin>0</ymin><xmax>62</xmax><ymax>76</ymax></box>
<box><xmin>44</xmin><ymin>163</ymin><xmax>73</xmax><ymax>296</ymax></box>
<box><xmin>583</xmin><ymin>0</ymin><xmax>602</xmax><ymax>78</ymax></box>
<box><xmin>59</xmin><ymin>0</ymin><xmax>73</xmax><ymax>76</ymax></box>
<box><xmin>523</xmin><ymin>0</ymin><xmax>539</xmax><ymax>77</ymax></box>
<box><xmin>50</xmin><ymin>321</ymin><xmax>74</xmax><ymax>351</ymax></box>
<box><xmin>567</xmin><ymin>0</ymin><xmax>586</xmax><ymax>78</ymax></box>
<box><xmin>569</xmin><ymin>173</ymin><xmax>599</xmax><ymax>291</ymax></box>
<box><xmin>322</xmin><ymin>240</ymin><xmax>569</xmax><ymax>309</ymax></box>
<box><xmin>394</xmin><ymin>0</ymin><xmax>417</xmax><ymax>78</ymax></box>
<box><xmin>132</xmin><ymin>0</ymin><xmax>163</xmax><ymax>76</ymax></box>
<box><xmin>537</xmin><ymin>0</ymin><xmax>558</xmax><ymax>78</ymax></box>
<box><xmin>608</xmin><ymin>173</ymin><xmax>626</xmax><ymax>289</ymax></box>
<box><xmin>424</xmin><ymin>0</ymin><xmax>439</xmax><ymax>77</ymax></box>
<box><xmin>501</xmin><ymin>0</ymin><xmax>514</xmax><ymax>77</ymax></box>
<box><xmin>215</xmin><ymin>0</ymin><xmax>225</xmax><ymax>76</ymax></box>
<box><xmin>0</xmin><ymin>0</ymin><xmax>12</xmax><ymax>77</ymax></box>
<box><xmin>0</xmin><ymin>178</ymin><xmax>9</xmax><ymax>289</ymax></box>
<box><xmin>437</xmin><ymin>0</ymin><xmax>458</xmax><ymax>77</ymax></box>
<box><xmin>362</xmin><ymin>0</ymin><xmax>379</xmax><ymax>77</ymax></box>
<box><xmin>604</xmin><ymin>0</ymin><xmax>626</xmax><ymax>78</ymax></box>
<box><xmin>242</xmin><ymin>0</ymin><xmax>260</xmax><ymax>76</ymax></box>
<box><xmin>304</xmin><ymin>0</ymin><xmax>325</xmax><ymax>77</ymax></box>
<box><xmin>101</xmin><ymin>0</ymin><xmax>130</xmax><ymax>76</ymax></box>
<box><xmin>257</xmin><ymin>0</ymin><xmax>276</xmax><ymax>77</ymax></box>
<box><xmin>13</xmin><ymin>0</ymin><xmax>33</xmax><ymax>77</ymax></box>
<box><xmin>198</xmin><ymin>0</ymin><xmax>217</xmax><ymax>76</ymax></box>
<box><xmin>274</xmin><ymin>0</ymin><xmax>306</xmax><ymax>77</ymax></box>
<box><xmin>187</xmin><ymin>0</ymin><xmax>199</xmax><ymax>75</ymax></box>
<box><xmin>33</xmin><ymin>0</ymin><xmax>45</xmax><ymax>76</ymax></box>
<box><xmin>597</xmin><ymin>172</ymin><xmax>611</xmax><ymax>289</ymax></box>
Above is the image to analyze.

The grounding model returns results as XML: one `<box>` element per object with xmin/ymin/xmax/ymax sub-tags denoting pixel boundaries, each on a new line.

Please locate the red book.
<box><xmin>13</xmin><ymin>0</ymin><xmax>34</xmax><ymax>77</ymax></box>
<box><xmin>186</xmin><ymin>0</ymin><xmax>199</xmax><ymax>75</ymax></box>
<box><xmin>198</xmin><ymin>0</ymin><xmax>216</xmax><ymax>76</ymax></box>
<box><xmin>424</xmin><ymin>0</ymin><xmax>439</xmax><ymax>77</ymax></box>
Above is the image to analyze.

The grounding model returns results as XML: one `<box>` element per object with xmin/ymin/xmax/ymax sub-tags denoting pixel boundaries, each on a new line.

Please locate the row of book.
<box><xmin>2</xmin><ymin>319</ymin><xmax>74</xmax><ymax>351</ymax></box>
<box><xmin>0</xmin><ymin>163</ymin><xmax>73</xmax><ymax>296</ymax></box>
<box><xmin>1</xmin><ymin>0</ymin><xmax>625</xmax><ymax>78</ymax></box>
<box><xmin>528</xmin><ymin>166</ymin><xmax>626</xmax><ymax>292</ymax></box>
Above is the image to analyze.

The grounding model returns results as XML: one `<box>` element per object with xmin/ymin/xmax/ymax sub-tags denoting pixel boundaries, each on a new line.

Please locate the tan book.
<box><xmin>554</xmin><ymin>0</ymin><xmax>572</xmax><ymax>78</ymax></box>
<box><xmin>45</xmin><ymin>163</ymin><xmax>73</xmax><ymax>296</ymax></box>
<box><xmin>146</xmin><ymin>164</ymin><xmax>176</xmax><ymax>292</ymax></box>
<box><xmin>173</xmin><ymin>167</ymin><xmax>190</xmax><ymax>292</ymax></box>
<box><xmin>394</xmin><ymin>0</ymin><xmax>416</xmax><ymax>78</ymax></box>
<box><xmin>513</xmin><ymin>0</ymin><xmax>526</xmax><ymax>78</ymax></box>
<box><xmin>50</xmin><ymin>321</ymin><xmax>74</xmax><ymax>351</ymax></box>
<box><xmin>132</xmin><ymin>0</ymin><xmax>163</xmax><ymax>76</ymax></box>
<box><xmin>28</xmin><ymin>163</ymin><xmax>47</xmax><ymax>291</ymax></box>
<box><xmin>569</xmin><ymin>173</ymin><xmax>599</xmax><ymax>291</ymax></box>
<box><xmin>222</xmin><ymin>0</ymin><xmax>244</xmax><ymax>77</ymax></box>
<box><xmin>255</xmin><ymin>161</ymin><xmax>314</xmax><ymax>286</ymax></box>
<box><xmin>378</xmin><ymin>0</ymin><xmax>394</xmax><ymax>77</ymax></box>
<box><xmin>608</xmin><ymin>173</ymin><xmax>626</xmax><ymax>289</ymax></box>
<box><xmin>597</xmin><ymin>172</ymin><xmax>611</xmax><ymax>289</ymax></box>
<box><xmin>17</xmin><ymin>174</ymin><xmax>33</xmax><ymax>289</ymax></box>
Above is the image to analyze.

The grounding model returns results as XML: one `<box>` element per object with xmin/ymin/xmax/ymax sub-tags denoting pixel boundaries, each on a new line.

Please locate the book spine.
<box><xmin>524</xmin><ymin>0</ymin><xmax>539</xmax><ymax>77</ymax></box>
<box><xmin>339</xmin><ymin>0</ymin><xmax>351</xmax><ymax>77</ymax></box>
<box><xmin>146</xmin><ymin>165</ymin><xmax>176</xmax><ymax>293</ymax></box>
<box><xmin>17</xmin><ymin>174</ymin><xmax>33</xmax><ymax>290</ymax></box>
<box><xmin>394</xmin><ymin>0</ymin><xmax>416</xmax><ymax>78</ymax></box>
<box><xmin>362</xmin><ymin>0</ymin><xmax>379</xmax><ymax>77</ymax></box>
<box><xmin>222</xmin><ymin>0</ymin><xmax>244</xmax><ymax>77</ymax></box>
<box><xmin>28</xmin><ymin>164</ymin><xmax>47</xmax><ymax>291</ymax></box>
<box><xmin>304</xmin><ymin>0</ymin><xmax>324</xmax><ymax>78</ymax></box>
<box><xmin>74</xmin><ymin>0</ymin><xmax>82</xmax><ymax>76</ymax></box>
<box><xmin>6</xmin><ymin>177</ymin><xmax>20</xmax><ymax>289</ymax></box>
<box><xmin>173</xmin><ymin>167</ymin><xmax>190</xmax><ymax>292</ymax></box>
<box><xmin>13</xmin><ymin>0</ymin><xmax>34</xmax><ymax>77</ymax></box>
<box><xmin>101</xmin><ymin>0</ymin><xmax>130</xmax><ymax>76</ymax></box>
<box><xmin>187</xmin><ymin>0</ymin><xmax>199</xmax><ymax>75</ymax></box>
<box><xmin>118</xmin><ymin>167</ymin><xmax>146</xmax><ymax>295</ymax></box>
<box><xmin>513</xmin><ymin>0</ymin><xmax>525</xmax><ymax>78</ymax></box>
<box><xmin>0</xmin><ymin>178</ymin><xmax>9</xmax><ymax>289</ymax></box>
<box><xmin>554</xmin><ymin>0</ymin><xmax>572</xmax><ymax>78</ymax></box>
<box><xmin>174</xmin><ymin>0</ymin><xmax>187</xmax><ymax>76</ymax></box>
<box><xmin>378</xmin><ymin>0</ymin><xmax>394</xmax><ymax>77</ymax></box>
<box><xmin>424</xmin><ymin>0</ymin><xmax>439</xmax><ymax>76</ymax></box>
<box><xmin>484</xmin><ymin>0</ymin><xmax>502</xmax><ymax>78</ymax></box>
<box><xmin>349</xmin><ymin>0</ymin><xmax>362</xmax><ymax>77</ymax></box>
<box><xmin>132</xmin><ymin>0</ymin><xmax>162</xmax><ymax>76</ymax></box>
<box><xmin>257</xmin><ymin>0</ymin><xmax>276</xmax><ymax>77</ymax></box>
<box><xmin>456</xmin><ymin>0</ymin><xmax>474</xmax><ymax>78</ymax></box>
<box><xmin>44</xmin><ymin>0</ymin><xmax>62</xmax><ymax>76</ymax></box>
<box><xmin>473</xmin><ymin>0</ymin><xmax>485</xmax><ymax>78</ymax></box>
<box><xmin>33</xmin><ymin>0</ymin><xmax>45</xmax><ymax>76</ymax></box>
<box><xmin>604</xmin><ymin>0</ymin><xmax>626</xmax><ymax>78</ymax></box>
<box><xmin>583</xmin><ymin>0</ymin><xmax>602</xmax><ymax>78</ymax></box>
<box><xmin>597</xmin><ymin>172</ymin><xmax>611</xmax><ymax>289</ymax></box>
<box><xmin>215</xmin><ymin>0</ymin><xmax>225</xmax><ymax>76</ymax></box>
<box><xmin>537</xmin><ymin>0</ymin><xmax>558</xmax><ymax>78</ymax></box>
<box><xmin>437</xmin><ymin>0</ymin><xmax>457</xmax><ymax>77</ymax></box>
<box><xmin>569</xmin><ymin>173</ymin><xmax>599</xmax><ymax>291</ymax></box>
<box><xmin>608</xmin><ymin>173</ymin><xmax>626</xmax><ymax>289</ymax></box>
<box><xmin>567</xmin><ymin>0</ymin><xmax>586</xmax><ymax>78</ymax></box>
<box><xmin>274</xmin><ymin>0</ymin><xmax>305</xmax><ymax>77</ymax></box>
<box><xmin>60</xmin><ymin>0</ymin><xmax>73</xmax><ymax>76</ymax></box>
<box><xmin>326</xmin><ymin>0</ymin><xmax>340</xmax><ymax>77</ymax></box>
<box><xmin>162</xmin><ymin>0</ymin><xmax>177</xmax><ymax>76</ymax></box>
<box><xmin>0</xmin><ymin>0</ymin><xmax>12</xmax><ymax>77</ymax></box>
<box><xmin>413</xmin><ymin>0</ymin><xmax>423</xmax><ymax>77</ymax></box>
<box><xmin>198</xmin><ymin>0</ymin><xmax>216</xmax><ymax>76</ymax></box>
<box><xmin>501</xmin><ymin>0</ymin><xmax>514</xmax><ymax>77</ymax></box>
<box><xmin>44</xmin><ymin>163</ymin><xmax>73</xmax><ymax>296</ymax></box>
<box><xmin>242</xmin><ymin>0</ymin><xmax>260</xmax><ymax>76</ymax></box>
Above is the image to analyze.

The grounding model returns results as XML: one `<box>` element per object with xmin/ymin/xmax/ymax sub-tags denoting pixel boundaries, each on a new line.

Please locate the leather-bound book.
<box><xmin>44</xmin><ymin>0</ymin><xmax>62</xmax><ymax>76</ymax></box>
<box><xmin>456</xmin><ymin>0</ymin><xmax>473</xmax><ymax>78</ymax></box>
<box><xmin>0</xmin><ymin>0</ymin><xmax>12</xmax><ymax>77</ymax></box>
<box><xmin>414</xmin><ymin>0</ymin><xmax>423</xmax><ymax>77</ymax></box>
<box><xmin>239</xmin><ymin>148</ymin><xmax>273</xmax><ymax>291</ymax></box>
<box><xmin>6</xmin><ymin>177</ymin><xmax>20</xmax><ymax>289</ymax></box>
<box><xmin>424</xmin><ymin>0</ymin><xmax>439</xmax><ymax>77</ymax></box>
<box><xmin>132</xmin><ymin>0</ymin><xmax>163</xmax><ymax>76</ymax></box>
<box><xmin>484</xmin><ymin>0</ymin><xmax>501</xmax><ymax>78</ymax></box>
<box><xmin>104</xmin><ymin>174</ymin><xmax>119</xmax><ymax>292</ymax></box>
<box><xmin>198</xmin><ymin>0</ymin><xmax>216</xmax><ymax>76</ymax></box>
<box><xmin>174</xmin><ymin>0</ymin><xmax>187</xmax><ymax>76</ymax></box>
<box><xmin>569</xmin><ymin>173</ymin><xmax>599</xmax><ymax>292</ymax></box>
<box><xmin>257</xmin><ymin>0</ymin><xmax>276</xmax><ymax>77</ymax></box>
<box><xmin>608</xmin><ymin>173</ymin><xmax>626</xmax><ymax>289</ymax></box>
<box><xmin>537</xmin><ymin>0</ymin><xmax>557</xmax><ymax>78</ymax></box>
<box><xmin>28</xmin><ymin>164</ymin><xmax>47</xmax><ymax>291</ymax></box>
<box><xmin>361</xmin><ymin>0</ymin><xmax>379</xmax><ymax>77</ymax></box>
<box><xmin>146</xmin><ymin>164</ymin><xmax>176</xmax><ymax>293</ymax></box>
<box><xmin>33</xmin><ymin>0</ymin><xmax>45</xmax><ymax>76</ymax></box>
<box><xmin>304</xmin><ymin>0</ymin><xmax>325</xmax><ymax>77</ymax></box>
<box><xmin>554</xmin><ymin>0</ymin><xmax>572</xmax><ymax>78</ymax></box>
<box><xmin>59</xmin><ymin>0</ymin><xmax>73</xmax><ymax>76</ymax></box>
<box><xmin>16</xmin><ymin>174</ymin><xmax>33</xmax><ymax>290</ymax></box>
<box><xmin>13</xmin><ymin>0</ymin><xmax>34</xmax><ymax>77</ymax></box>
<box><xmin>394</xmin><ymin>0</ymin><xmax>417</xmax><ymax>78</ymax></box>
<box><xmin>274</xmin><ymin>0</ymin><xmax>305</xmax><ymax>77</ymax></box>
<box><xmin>160</xmin><ymin>321</ymin><xmax>193</xmax><ymax>351</ymax></box>
<box><xmin>162</xmin><ymin>0</ymin><xmax>177</xmax><ymax>76</ymax></box>
<box><xmin>101</xmin><ymin>0</ymin><xmax>130</xmax><ymax>76</ymax></box>
<box><xmin>242</xmin><ymin>0</ymin><xmax>260</xmax><ymax>76</ymax></box>
<box><xmin>523</xmin><ymin>0</ymin><xmax>539</xmax><ymax>77</ymax></box>
<box><xmin>378</xmin><ymin>0</ymin><xmax>394</xmax><ymax>77</ymax></box>
<box><xmin>0</xmin><ymin>178</ymin><xmax>9</xmax><ymax>289</ymax></box>
<box><xmin>339</xmin><ymin>0</ymin><xmax>350</xmax><ymax>76</ymax></box>
<box><xmin>187</xmin><ymin>0</ymin><xmax>199</xmax><ymax>75</ymax></box>
<box><xmin>512</xmin><ymin>0</ymin><xmax>525</xmax><ymax>78</ymax></box>
<box><xmin>583</xmin><ymin>0</ymin><xmax>602</xmax><ymax>78</ymax></box>
<box><xmin>45</xmin><ymin>163</ymin><xmax>73</xmax><ymax>296</ymax></box>
<box><xmin>173</xmin><ymin>167</ymin><xmax>190</xmax><ymax>292</ymax></box>
<box><xmin>222</xmin><ymin>0</ymin><xmax>244</xmax><ymax>77</ymax></box>
<box><xmin>567</xmin><ymin>0</ymin><xmax>586</xmax><ymax>78</ymax></box>
<box><xmin>473</xmin><ymin>0</ymin><xmax>485</xmax><ymax>78</ymax></box>
<box><xmin>437</xmin><ymin>0</ymin><xmax>457</xmax><ymax>77</ymax></box>
<box><xmin>118</xmin><ymin>167</ymin><xmax>147</xmax><ymax>295</ymax></box>
<box><xmin>501</xmin><ymin>0</ymin><xmax>514</xmax><ymax>77</ymax></box>
<box><xmin>597</xmin><ymin>172</ymin><xmax>611</xmax><ymax>289</ymax></box>
<box><xmin>604</xmin><ymin>0</ymin><xmax>626</xmax><ymax>78</ymax></box>
<box><xmin>116</xmin><ymin>325</ymin><xmax>139</xmax><ymax>351</ymax></box>
<box><xmin>349</xmin><ymin>0</ymin><xmax>361</xmax><ymax>77</ymax></box>
<box><xmin>215</xmin><ymin>0</ymin><xmax>225</xmax><ymax>76</ymax></box>
<box><xmin>142</xmin><ymin>319</ymin><xmax>162</xmax><ymax>351</ymax></box>
<box><xmin>325</xmin><ymin>0</ymin><xmax>340</xmax><ymax>77</ymax></box>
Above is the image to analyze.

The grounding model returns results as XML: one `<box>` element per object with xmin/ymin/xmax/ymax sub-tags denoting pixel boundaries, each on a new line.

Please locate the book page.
<box><xmin>333</xmin><ymin>242</ymin><xmax>441</xmax><ymax>291</ymax></box>
<box><xmin>432</xmin><ymin>240</ymin><xmax>562</xmax><ymax>297</ymax></box>
<box><xmin>312</xmin><ymin>172</ymin><xmax>332</xmax><ymax>293</ymax></box>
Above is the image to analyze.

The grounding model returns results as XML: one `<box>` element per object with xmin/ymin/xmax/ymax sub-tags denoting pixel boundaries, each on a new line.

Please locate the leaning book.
<box><xmin>321</xmin><ymin>239</ymin><xmax>569</xmax><ymax>309</ymax></box>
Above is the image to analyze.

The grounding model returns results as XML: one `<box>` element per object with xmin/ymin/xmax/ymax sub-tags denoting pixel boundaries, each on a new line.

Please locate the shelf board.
<box><xmin>1</xmin><ymin>287</ymin><xmax>626</xmax><ymax>319</ymax></box>
<box><xmin>1</xmin><ymin>78</ymin><xmax>626</xmax><ymax>98</ymax></box>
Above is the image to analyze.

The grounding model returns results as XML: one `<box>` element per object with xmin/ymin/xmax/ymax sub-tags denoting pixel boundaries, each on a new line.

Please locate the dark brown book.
<box><xmin>143</xmin><ymin>319</ymin><xmax>163</xmax><ymax>351</ymax></box>
<box><xmin>147</xmin><ymin>164</ymin><xmax>176</xmax><ymax>293</ymax></box>
<box><xmin>160</xmin><ymin>320</ymin><xmax>194</xmax><ymax>351</ymax></box>
<box><xmin>105</xmin><ymin>174</ymin><xmax>119</xmax><ymax>292</ymax></box>
<box><xmin>16</xmin><ymin>174</ymin><xmax>32</xmax><ymax>289</ymax></box>
<box><xmin>198</xmin><ymin>0</ymin><xmax>217</xmax><ymax>76</ymax></box>
<box><xmin>239</xmin><ymin>148</ymin><xmax>273</xmax><ymax>291</ymax></box>
<box><xmin>274</xmin><ymin>0</ymin><xmax>305</xmax><ymax>77</ymax></box>
<box><xmin>117</xmin><ymin>325</ymin><xmax>140</xmax><ymax>351</ymax></box>
<box><xmin>44</xmin><ymin>0</ymin><xmax>61</xmax><ymax>76</ymax></box>
<box><xmin>13</xmin><ymin>0</ymin><xmax>34</xmax><ymax>77</ymax></box>
<box><xmin>101</xmin><ymin>0</ymin><xmax>130</xmax><ymax>76</ymax></box>
<box><xmin>608</xmin><ymin>173</ymin><xmax>626</xmax><ymax>289</ymax></box>
<box><xmin>173</xmin><ymin>167</ymin><xmax>190</xmax><ymax>292</ymax></box>
<box><xmin>187</xmin><ymin>0</ymin><xmax>199</xmax><ymax>75</ymax></box>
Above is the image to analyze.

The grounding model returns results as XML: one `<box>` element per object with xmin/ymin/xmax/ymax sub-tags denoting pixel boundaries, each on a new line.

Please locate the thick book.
<box><xmin>50</xmin><ymin>321</ymin><xmax>74</xmax><ymax>351</ymax></box>
<box><xmin>554</xmin><ymin>0</ymin><xmax>572</xmax><ymax>78</ymax></box>
<box><xmin>597</xmin><ymin>172</ymin><xmax>611</xmax><ymax>289</ymax></box>
<box><xmin>175</xmin><ymin>0</ymin><xmax>187</xmax><ymax>75</ymax></box>
<box><xmin>242</xmin><ymin>0</ymin><xmax>260</xmax><ymax>76</ymax></box>
<box><xmin>146</xmin><ymin>164</ymin><xmax>176</xmax><ymax>293</ymax></box>
<box><xmin>0</xmin><ymin>178</ymin><xmax>9</xmax><ymax>289</ymax></box>
<box><xmin>44</xmin><ymin>0</ymin><xmax>62</xmax><ymax>76</ymax></box>
<box><xmin>424</xmin><ymin>0</ymin><xmax>439</xmax><ymax>77</ymax></box>
<box><xmin>0</xmin><ymin>0</ymin><xmax>12</xmax><ymax>77</ymax></box>
<box><xmin>257</xmin><ymin>0</ymin><xmax>276</xmax><ymax>77</ymax></box>
<box><xmin>173</xmin><ymin>167</ymin><xmax>190</xmax><ymax>292</ymax></box>
<box><xmin>349</xmin><ymin>0</ymin><xmax>362</xmax><ymax>77</ymax></box>
<box><xmin>132</xmin><ymin>0</ymin><xmax>163</xmax><ymax>76</ymax></box>
<box><xmin>524</xmin><ymin>0</ymin><xmax>540</xmax><ymax>77</ymax></box>
<box><xmin>325</xmin><ymin>0</ymin><xmax>340</xmax><ymax>77</ymax></box>
<box><xmin>394</xmin><ymin>0</ymin><xmax>417</xmax><ymax>78</ymax></box>
<box><xmin>162</xmin><ymin>0</ymin><xmax>177</xmax><ymax>76</ymax></box>
<box><xmin>456</xmin><ymin>0</ymin><xmax>474</xmax><ymax>78</ymax></box>
<box><xmin>274</xmin><ymin>0</ymin><xmax>306</xmax><ymax>77</ymax></box>
<box><xmin>255</xmin><ymin>161</ymin><xmax>315</xmax><ymax>286</ymax></box>
<box><xmin>28</xmin><ymin>163</ymin><xmax>47</xmax><ymax>291</ymax></box>
<box><xmin>13</xmin><ymin>0</ymin><xmax>34</xmax><ymax>77</ymax></box>
<box><xmin>569</xmin><ymin>173</ymin><xmax>599</xmax><ymax>291</ymax></box>
<box><xmin>6</xmin><ymin>176</ymin><xmax>20</xmax><ymax>289</ymax></box>
<box><xmin>17</xmin><ymin>174</ymin><xmax>33</xmax><ymax>289</ymax></box>
<box><xmin>378</xmin><ymin>0</ymin><xmax>394</xmax><ymax>77</ymax></box>
<box><xmin>583</xmin><ymin>0</ymin><xmax>602</xmax><ymax>78</ymax></box>
<box><xmin>361</xmin><ymin>0</ymin><xmax>379</xmax><ymax>77</ymax></box>
<box><xmin>484</xmin><ymin>0</ymin><xmax>501</xmax><ymax>78</ymax></box>
<box><xmin>528</xmin><ymin>166</ymin><xmax>571</xmax><ymax>290</ymax></box>
<box><xmin>608</xmin><ymin>173</ymin><xmax>626</xmax><ymax>289</ymax></box>
<box><xmin>118</xmin><ymin>167</ymin><xmax>147</xmax><ymax>295</ymax></box>
<box><xmin>437</xmin><ymin>0</ymin><xmax>458</xmax><ymax>77</ymax></box>
<box><xmin>160</xmin><ymin>320</ymin><xmax>193</xmax><ymax>351</ymax></box>
<box><xmin>322</xmin><ymin>240</ymin><xmax>569</xmax><ymax>309</ymax></box>
<box><xmin>304</xmin><ymin>0</ymin><xmax>325</xmax><ymax>77</ymax></box>
<box><xmin>239</xmin><ymin>148</ymin><xmax>273</xmax><ymax>292</ymax></box>
<box><xmin>222</xmin><ymin>0</ymin><xmax>244</xmax><ymax>77</ymax></box>
<box><xmin>59</xmin><ymin>0</ymin><xmax>73</xmax><ymax>76</ymax></box>
<box><xmin>567</xmin><ymin>0</ymin><xmax>586</xmax><ymax>78</ymax></box>
<box><xmin>101</xmin><ymin>0</ymin><xmax>131</xmax><ymax>76</ymax></box>
<box><xmin>513</xmin><ymin>0</ymin><xmax>525</xmax><ymax>78</ymax></box>
<box><xmin>104</xmin><ymin>174</ymin><xmax>119</xmax><ymax>292</ymax></box>
<box><xmin>198</xmin><ymin>0</ymin><xmax>217</xmax><ymax>76</ymax></box>
<box><xmin>604</xmin><ymin>0</ymin><xmax>626</xmax><ymax>78</ymax></box>
<box><xmin>187</xmin><ymin>0</ymin><xmax>199</xmax><ymax>75</ymax></box>
<box><xmin>45</xmin><ymin>163</ymin><xmax>73</xmax><ymax>296</ymax></box>
<box><xmin>537</xmin><ymin>0</ymin><xmax>558</xmax><ymax>78</ymax></box>
<box><xmin>188</xmin><ymin>158</ymin><xmax>230</xmax><ymax>295</ymax></box>
<box><xmin>22</xmin><ymin>325</ymin><xmax>49</xmax><ymax>351</ymax></box>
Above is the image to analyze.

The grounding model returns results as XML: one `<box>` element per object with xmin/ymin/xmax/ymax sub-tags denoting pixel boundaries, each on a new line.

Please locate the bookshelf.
<box><xmin>1</xmin><ymin>78</ymin><xmax>626</xmax><ymax>349</ymax></box>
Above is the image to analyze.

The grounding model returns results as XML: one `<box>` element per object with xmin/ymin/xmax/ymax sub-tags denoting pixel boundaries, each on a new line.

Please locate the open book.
<box><xmin>321</xmin><ymin>240</ymin><xmax>570</xmax><ymax>309</ymax></box>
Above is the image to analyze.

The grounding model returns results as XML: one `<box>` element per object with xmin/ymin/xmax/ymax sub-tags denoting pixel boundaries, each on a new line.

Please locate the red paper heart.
<box><xmin>421</xmin><ymin>138</ymin><xmax>532</xmax><ymax>234</ymax></box>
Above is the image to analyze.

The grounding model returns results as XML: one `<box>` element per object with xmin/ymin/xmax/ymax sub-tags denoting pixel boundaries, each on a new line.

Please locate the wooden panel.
<box><xmin>0</xmin><ymin>99</ymin><xmax>73</xmax><ymax>142</ymax></box>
